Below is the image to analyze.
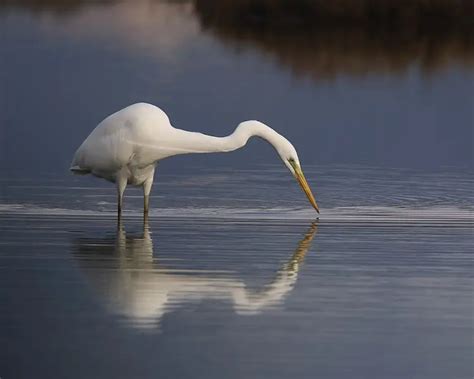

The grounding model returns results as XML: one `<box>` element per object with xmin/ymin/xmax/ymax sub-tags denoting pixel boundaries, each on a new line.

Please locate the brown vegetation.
<box><xmin>193</xmin><ymin>0</ymin><xmax>474</xmax><ymax>78</ymax></box>
<box><xmin>193</xmin><ymin>0</ymin><xmax>473</xmax><ymax>27</ymax></box>
<box><xmin>2</xmin><ymin>0</ymin><xmax>472</xmax><ymax>77</ymax></box>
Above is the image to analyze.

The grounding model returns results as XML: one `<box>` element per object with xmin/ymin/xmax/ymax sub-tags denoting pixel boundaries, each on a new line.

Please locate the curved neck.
<box><xmin>165</xmin><ymin>121</ymin><xmax>285</xmax><ymax>157</ymax></box>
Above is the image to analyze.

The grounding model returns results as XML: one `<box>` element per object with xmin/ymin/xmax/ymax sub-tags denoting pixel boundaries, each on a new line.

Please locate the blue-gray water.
<box><xmin>1</xmin><ymin>167</ymin><xmax>473</xmax><ymax>379</ymax></box>
<box><xmin>0</xmin><ymin>1</ymin><xmax>473</xmax><ymax>378</ymax></box>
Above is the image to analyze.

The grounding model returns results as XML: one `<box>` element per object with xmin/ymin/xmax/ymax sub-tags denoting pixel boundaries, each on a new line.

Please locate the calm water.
<box><xmin>1</xmin><ymin>167</ymin><xmax>472</xmax><ymax>379</ymax></box>
<box><xmin>0</xmin><ymin>1</ymin><xmax>473</xmax><ymax>378</ymax></box>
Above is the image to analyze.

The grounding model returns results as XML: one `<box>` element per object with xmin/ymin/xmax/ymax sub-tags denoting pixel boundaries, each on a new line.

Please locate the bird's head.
<box><xmin>235</xmin><ymin>120</ymin><xmax>320</xmax><ymax>213</ymax></box>
<box><xmin>276</xmin><ymin>139</ymin><xmax>320</xmax><ymax>214</ymax></box>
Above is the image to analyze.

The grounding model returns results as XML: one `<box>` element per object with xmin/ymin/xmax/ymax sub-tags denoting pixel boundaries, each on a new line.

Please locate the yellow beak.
<box><xmin>294</xmin><ymin>165</ymin><xmax>320</xmax><ymax>213</ymax></box>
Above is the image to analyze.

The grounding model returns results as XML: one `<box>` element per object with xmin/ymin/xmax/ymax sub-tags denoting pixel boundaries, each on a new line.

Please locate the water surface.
<box><xmin>1</xmin><ymin>167</ymin><xmax>473</xmax><ymax>378</ymax></box>
<box><xmin>0</xmin><ymin>1</ymin><xmax>473</xmax><ymax>378</ymax></box>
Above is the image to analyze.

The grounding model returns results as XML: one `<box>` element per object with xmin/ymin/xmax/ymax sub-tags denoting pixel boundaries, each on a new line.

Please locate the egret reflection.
<box><xmin>73</xmin><ymin>221</ymin><xmax>318</xmax><ymax>329</ymax></box>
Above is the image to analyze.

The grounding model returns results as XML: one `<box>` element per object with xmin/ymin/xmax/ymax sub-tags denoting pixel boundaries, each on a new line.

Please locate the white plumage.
<box><xmin>71</xmin><ymin>102</ymin><xmax>319</xmax><ymax>216</ymax></box>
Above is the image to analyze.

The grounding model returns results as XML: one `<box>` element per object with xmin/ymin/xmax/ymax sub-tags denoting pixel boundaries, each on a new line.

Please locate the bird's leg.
<box><xmin>117</xmin><ymin>210</ymin><xmax>124</xmax><ymax>232</ymax></box>
<box><xmin>117</xmin><ymin>192</ymin><xmax>123</xmax><ymax>219</ymax></box>
<box><xmin>143</xmin><ymin>195</ymin><xmax>149</xmax><ymax>215</ymax></box>
<box><xmin>116</xmin><ymin>172</ymin><xmax>127</xmax><ymax>219</ymax></box>
<box><xmin>143</xmin><ymin>195</ymin><xmax>150</xmax><ymax>225</ymax></box>
<box><xmin>143</xmin><ymin>176</ymin><xmax>153</xmax><ymax>218</ymax></box>
<box><xmin>142</xmin><ymin>212</ymin><xmax>150</xmax><ymax>237</ymax></box>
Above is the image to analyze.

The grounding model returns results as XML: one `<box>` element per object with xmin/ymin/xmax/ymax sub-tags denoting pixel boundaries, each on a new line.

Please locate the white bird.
<box><xmin>70</xmin><ymin>102</ymin><xmax>319</xmax><ymax>216</ymax></box>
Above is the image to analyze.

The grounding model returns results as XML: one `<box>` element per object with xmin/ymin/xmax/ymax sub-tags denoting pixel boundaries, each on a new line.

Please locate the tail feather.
<box><xmin>70</xmin><ymin>165</ymin><xmax>90</xmax><ymax>175</ymax></box>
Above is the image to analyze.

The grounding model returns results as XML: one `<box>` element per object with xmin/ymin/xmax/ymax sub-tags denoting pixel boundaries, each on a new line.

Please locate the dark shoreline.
<box><xmin>193</xmin><ymin>0</ymin><xmax>473</xmax><ymax>77</ymax></box>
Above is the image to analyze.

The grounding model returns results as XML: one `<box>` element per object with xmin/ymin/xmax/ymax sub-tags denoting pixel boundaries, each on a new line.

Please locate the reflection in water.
<box><xmin>194</xmin><ymin>0</ymin><xmax>473</xmax><ymax>78</ymax></box>
<box><xmin>2</xmin><ymin>0</ymin><xmax>472</xmax><ymax>79</ymax></box>
<box><xmin>0</xmin><ymin>0</ymin><xmax>114</xmax><ymax>13</ymax></box>
<box><xmin>73</xmin><ymin>221</ymin><xmax>318</xmax><ymax>329</ymax></box>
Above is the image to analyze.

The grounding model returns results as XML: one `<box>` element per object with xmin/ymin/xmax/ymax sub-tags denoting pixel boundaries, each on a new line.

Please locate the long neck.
<box><xmin>164</xmin><ymin>120</ymin><xmax>285</xmax><ymax>157</ymax></box>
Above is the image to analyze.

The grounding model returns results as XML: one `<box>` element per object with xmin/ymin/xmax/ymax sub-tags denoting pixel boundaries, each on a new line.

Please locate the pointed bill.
<box><xmin>294</xmin><ymin>165</ymin><xmax>320</xmax><ymax>213</ymax></box>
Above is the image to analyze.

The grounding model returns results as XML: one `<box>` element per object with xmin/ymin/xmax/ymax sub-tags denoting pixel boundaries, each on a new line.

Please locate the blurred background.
<box><xmin>0</xmin><ymin>0</ymin><xmax>472</xmax><ymax>179</ymax></box>
<box><xmin>0</xmin><ymin>3</ymin><xmax>473</xmax><ymax>379</ymax></box>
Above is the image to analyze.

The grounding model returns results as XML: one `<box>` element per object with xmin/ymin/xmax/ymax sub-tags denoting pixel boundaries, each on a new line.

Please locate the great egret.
<box><xmin>70</xmin><ymin>103</ymin><xmax>319</xmax><ymax>215</ymax></box>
